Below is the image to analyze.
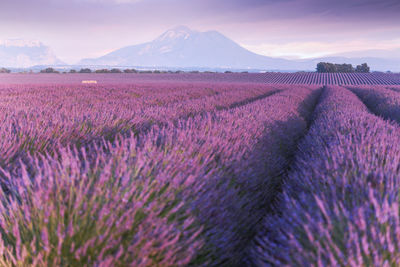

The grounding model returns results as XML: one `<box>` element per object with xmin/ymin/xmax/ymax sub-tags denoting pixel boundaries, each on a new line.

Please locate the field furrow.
<box><xmin>0</xmin><ymin>83</ymin><xmax>287</xmax><ymax>166</ymax></box>
<box><xmin>348</xmin><ymin>85</ymin><xmax>400</xmax><ymax>123</ymax></box>
<box><xmin>251</xmin><ymin>86</ymin><xmax>400</xmax><ymax>266</ymax></box>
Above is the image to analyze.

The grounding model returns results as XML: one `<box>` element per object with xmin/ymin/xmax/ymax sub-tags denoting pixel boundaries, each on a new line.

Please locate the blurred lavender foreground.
<box><xmin>252</xmin><ymin>86</ymin><xmax>400</xmax><ymax>266</ymax></box>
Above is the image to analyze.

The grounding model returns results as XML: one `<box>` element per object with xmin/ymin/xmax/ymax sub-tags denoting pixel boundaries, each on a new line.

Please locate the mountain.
<box><xmin>3</xmin><ymin>28</ymin><xmax>396</xmax><ymax>71</ymax></box>
<box><xmin>314</xmin><ymin>49</ymin><xmax>400</xmax><ymax>72</ymax></box>
<box><xmin>0</xmin><ymin>39</ymin><xmax>64</xmax><ymax>68</ymax></box>
<box><xmin>79</xmin><ymin>26</ymin><xmax>307</xmax><ymax>71</ymax></box>
<box><xmin>329</xmin><ymin>48</ymin><xmax>400</xmax><ymax>60</ymax></box>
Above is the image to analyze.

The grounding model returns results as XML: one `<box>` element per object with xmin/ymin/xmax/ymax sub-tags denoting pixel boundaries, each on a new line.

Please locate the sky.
<box><xmin>1</xmin><ymin>0</ymin><xmax>400</xmax><ymax>64</ymax></box>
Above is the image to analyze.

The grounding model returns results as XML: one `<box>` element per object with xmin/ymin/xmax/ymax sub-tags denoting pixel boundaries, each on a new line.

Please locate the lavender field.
<box><xmin>0</xmin><ymin>73</ymin><xmax>400</xmax><ymax>266</ymax></box>
<box><xmin>1</xmin><ymin>72</ymin><xmax>400</xmax><ymax>85</ymax></box>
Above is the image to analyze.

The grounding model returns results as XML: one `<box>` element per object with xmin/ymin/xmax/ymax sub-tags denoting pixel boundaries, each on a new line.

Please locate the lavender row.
<box><xmin>1</xmin><ymin>72</ymin><xmax>400</xmax><ymax>85</ymax></box>
<box><xmin>0</xmin><ymin>83</ymin><xmax>283</xmax><ymax>166</ymax></box>
<box><xmin>0</xmin><ymin>86</ymin><xmax>320</xmax><ymax>266</ymax></box>
<box><xmin>254</xmin><ymin>72</ymin><xmax>400</xmax><ymax>85</ymax></box>
<box><xmin>252</xmin><ymin>86</ymin><xmax>400</xmax><ymax>266</ymax></box>
<box><xmin>348</xmin><ymin>85</ymin><xmax>400</xmax><ymax>123</ymax></box>
<box><xmin>185</xmin><ymin>86</ymin><xmax>320</xmax><ymax>265</ymax></box>
<box><xmin>0</xmin><ymin>82</ymin><xmax>236</xmax><ymax>112</ymax></box>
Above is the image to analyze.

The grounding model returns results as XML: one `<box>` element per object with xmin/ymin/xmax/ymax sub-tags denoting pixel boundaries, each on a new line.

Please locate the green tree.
<box><xmin>110</xmin><ymin>68</ymin><xmax>122</xmax><ymax>73</ymax></box>
<box><xmin>355</xmin><ymin>63</ymin><xmax>370</xmax><ymax>73</ymax></box>
<box><xmin>124</xmin><ymin>69</ymin><xmax>137</xmax><ymax>73</ymax></box>
<box><xmin>317</xmin><ymin>62</ymin><xmax>367</xmax><ymax>73</ymax></box>
<box><xmin>79</xmin><ymin>68</ymin><xmax>92</xmax><ymax>73</ymax></box>
<box><xmin>40</xmin><ymin>67</ymin><xmax>59</xmax><ymax>73</ymax></box>
<box><xmin>95</xmin><ymin>69</ymin><xmax>110</xmax><ymax>73</ymax></box>
<box><xmin>317</xmin><ymin>62</ymin><xmax>337</xmax><ymax>73</ymax></box>
<box><xmin>0</xmin><ymin>68</ymin><xmax>11</xmax><ymax>73</ymax></box>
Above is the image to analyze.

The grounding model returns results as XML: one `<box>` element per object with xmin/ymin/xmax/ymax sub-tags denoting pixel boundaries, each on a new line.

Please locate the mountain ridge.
<box><xmin>0</xmin><ymin>39</ymin><xmax>64</xmax><ymax>68</ymax></box>
<box><xmin>1</xmin><ymin>28</ymin><xmax>400</xmax><ymax>72</ymax></box>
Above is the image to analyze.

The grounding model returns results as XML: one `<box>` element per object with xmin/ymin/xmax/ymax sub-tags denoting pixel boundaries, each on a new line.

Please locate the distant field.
<box><xmin>1</xmin><ymin>72</ymin><xmax>400</xmax><ymax>85</ymax></box>
<box><xmin>0</xmin><ymin>75</ymin><xmax>400</xmax><ymax>265</ymax></box>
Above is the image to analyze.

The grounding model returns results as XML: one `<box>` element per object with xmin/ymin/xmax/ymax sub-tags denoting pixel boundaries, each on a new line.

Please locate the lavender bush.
<box><xmin>0</xmin><ymin>144</ymin><xmax>203</xmax><ymax>266</ymax></box>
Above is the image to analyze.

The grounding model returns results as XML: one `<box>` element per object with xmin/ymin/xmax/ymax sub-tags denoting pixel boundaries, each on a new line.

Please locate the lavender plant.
<box><xmin>0</xmin><ymin>142</ymin><xmax>204</xmax><ymax>266</ymax></box>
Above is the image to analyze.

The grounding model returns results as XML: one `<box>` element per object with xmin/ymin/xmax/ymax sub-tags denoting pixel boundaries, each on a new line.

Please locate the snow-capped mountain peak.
<box><xmin>155</xmin><ymin>26</ymin><xmax>196</xmax><ymax>42</ymax></box>
<box><xmin>0</xmin><ymin>39</ymin><xmax>64</xmax><ymax>68</ymax></box>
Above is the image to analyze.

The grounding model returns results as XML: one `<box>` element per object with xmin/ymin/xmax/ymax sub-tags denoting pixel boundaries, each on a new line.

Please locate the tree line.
<box><xmin>0</xmin><ymin>68</ymin><xmax>11</xmax><ymax>73</ymax></box>
<box><xmin>1</xmin><ymin>65</ymin><xmax>374</xmax><ymax>74</ymax></box>
<box><xmin>40</xmin><ymin>68</ymin><xmax>179</xmax><ymax>74</ymax></box>
<box><xmin>316</xmin><ymin>62</ymin><xmax>370</xmax><ymax>73</ymax></box>
<box><xmin>39</xmin><ymin>68</ymin><xmax>235</xmax><ymax>74</ymax></box>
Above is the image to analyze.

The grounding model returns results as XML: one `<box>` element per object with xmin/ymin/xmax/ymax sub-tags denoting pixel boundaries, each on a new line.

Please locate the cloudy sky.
<box><xmin>1</xmin><ymin>0</ymin><xmax>399</xmax><ymax>63</ymax></box>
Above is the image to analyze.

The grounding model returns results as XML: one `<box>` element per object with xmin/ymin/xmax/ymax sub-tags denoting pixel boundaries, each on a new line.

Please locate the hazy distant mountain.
<box><xmin>79</xmin><ymin>26</ymin><xmax>400</xmax><ymax>72</ymax></box>
<box><xmin>329</xmin><ymin>48</ymin><xmax>400</xmax><ymax>60</ymax></box>
<box><xmin>79</xmin><ymin>26</ymin><xmax>308</xmax><ymax>71</ymax></box>
<box><xmin>2</xmin><ymin>29</ymin><xmax>398</xmax><ymax>72</ymax></box>
<box><xmin>0</xmin><ymin>39</ymin><xmax>64</xmax><ymax>68</ymax></box>
<box><xmin>313</xmin><ymin>49</ymin><xmax>400</xmax><ymax>72</ymax></box>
